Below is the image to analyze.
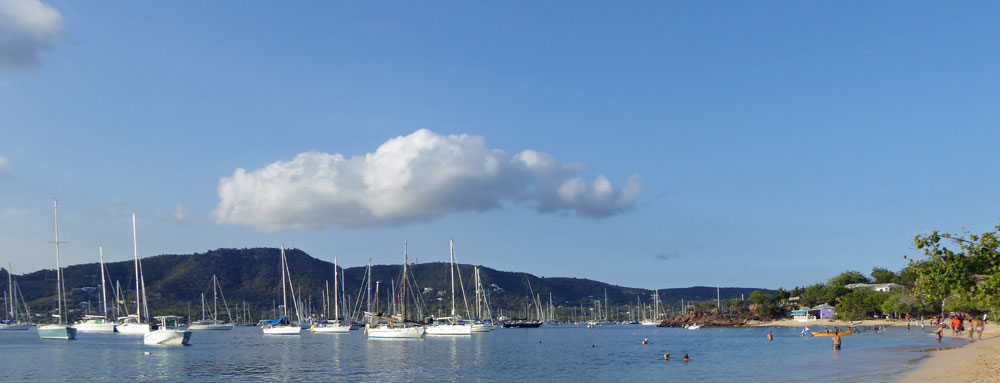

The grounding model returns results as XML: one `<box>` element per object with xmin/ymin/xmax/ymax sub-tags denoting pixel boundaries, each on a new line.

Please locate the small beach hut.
<box><xmin>814</xmin><ymin>304</ymin><xmax>835</xmax><ymax>319</ymax></box>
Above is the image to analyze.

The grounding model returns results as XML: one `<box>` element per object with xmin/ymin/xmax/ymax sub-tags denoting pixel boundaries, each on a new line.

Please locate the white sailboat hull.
<box><xmin>639</xmin><ymin>320</ymin><xmax>660</xmax><ymax>326</ymax></box>
<box><xmin>470</xmin><ymin>324</ymin><xmax>493</xmax><ymax>332</ymax></box>
<box><xmin>425</xmin><ymin>324</ymin><xmax>472</xmax><ymax>335</ymax></box>
<box><xmin>263</xmin><ymin>325</ymin><xmax>301</xmax><ymax>335</ymax></box>
<box><xmin>116</xmin><ymin>322</ymin><xmax>151</xmax><ymax>335</ymax></box>
<box><xmin>144</xmin><ymin>329</ymin><xmax>191</xmax><ymax>345</ymax></box>
<box><xmin>0</xmin><ymin>323</ymin><xmax>31</xmax><ymax>331</ymax></box>
<box><xmin>311</xmin><ymin>323</ymin><xmax>352</xmax><ymax>333</ymax></box>
<box><xmin>367</xmin><ymin>325</ymin><xmax>425</xmax><ymax>339</ymax></box>
<box><xmin>188</xmin><ymin>323</ymin><xmax>233</xmax><ymax>331</ymax></box>
<box><xmin>74</xmin><ymin>321</ymin><xmax>117</xmax><ymax>333</ymax></box>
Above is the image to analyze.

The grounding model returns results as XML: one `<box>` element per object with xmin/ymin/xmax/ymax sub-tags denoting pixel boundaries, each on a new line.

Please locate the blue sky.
<box><xmin>1</xmin><ymin>1</ymin><xmax>999</xmax><ymax>289</ymax></box>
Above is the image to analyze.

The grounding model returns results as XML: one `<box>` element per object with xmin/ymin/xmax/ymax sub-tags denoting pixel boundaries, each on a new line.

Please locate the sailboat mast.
<box><xmin>402</xmin><ymin>241</ymin><xmax>408</xmax><ymax>322</ymax></box>
<box><xmin>99</xmin><ymin>246</ymin><xmax>107</xmax><ymax>317</ymax></box>
<box><xmin>7</xmin><ymin>262</ymin><xmax>12</xmax><ymax>320</ymax></box>
<box><xmin>340</xmin><ymin>265</ymin><xmax>348</xmax><ymax>321</ymax></box>
<box><xmin>449</xmin><ymin>240</ymin><xmax>456</xmax><ymax>318</ymax></box>
<box><xmin>213</xmin><ymin>274</ymin><xmax>219</xmax><ymax>322</ymax></box>
<box><xmin>334</xmin><ymin>256</ymin><xmax>339</xmax><ymax>321</ymax></box>
<box><xmin>366</xmin><ymin>259</ymin><xmax>372</xmax><ymax>314</ymax></box>
<box><xmin>280</xmin><ymin>247</ymin><xmax>288</xmax><ymax>319</ymax></box>
<box><xmin>131</xmin><ymin>212</ymin><xmax>141</xmax><ymax>323</ymax></box>
<box><xmin>53</xmin><ymin>200</ymin><xmax>65</xmax><ymax>324</ymax></box>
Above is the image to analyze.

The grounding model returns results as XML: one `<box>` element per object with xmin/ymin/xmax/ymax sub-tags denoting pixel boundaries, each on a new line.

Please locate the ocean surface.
<box><xmin>0</xmin><ymin>324</ymin><xmax>971</xmax><ymax>382</ymax></box>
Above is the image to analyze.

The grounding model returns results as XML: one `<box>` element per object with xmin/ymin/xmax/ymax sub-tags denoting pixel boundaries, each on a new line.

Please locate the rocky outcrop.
<box><xmin>657</xmin><ymin>309</ymin><xmax>769</xmax><ymax>327</ymax></box>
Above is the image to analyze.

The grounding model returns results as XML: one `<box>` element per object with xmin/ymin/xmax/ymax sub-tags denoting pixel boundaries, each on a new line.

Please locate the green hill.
<box><xmin>3</xmin><ymin>248</ymin><xmax>773</xmax><ymax>322</ymax></box>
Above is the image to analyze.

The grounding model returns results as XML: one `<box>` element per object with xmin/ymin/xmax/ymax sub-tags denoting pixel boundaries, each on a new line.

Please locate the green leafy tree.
<box><xmin>748</xmin><ymin>290</ymin><xmax>771</xmax><ymax>306</ymax></box>
<box><xmin>828</xmin><ymin>271</ymin><xmax>871</xmax><ymax>287</ymax></box>
<box><xmin>835</xmin><ymin>289</ymin><xmax>888</xmax><ymax>320</ymax></box>
<box><xmin>910</xmin><ymin>227</ymin><xmax>1000</xmax><ymax>313</ymax></box>
<box><xmin>870</xmin><ymin>267</ymin><xmax>900</xmax><ymax>284</ymax></box>
<box><xmin>774</xmin><ymin>288</ymin><xmax>790</xmax><ymax>303</ymax></box>
<box><xmin>799</xmin><ymin>284</ymin><xmax>826</xmax><ymax>307</ymax></box>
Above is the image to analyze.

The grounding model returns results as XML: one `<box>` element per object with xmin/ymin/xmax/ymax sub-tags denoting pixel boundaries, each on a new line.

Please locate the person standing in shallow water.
<box><xmin>832</xmin><ymin>330</ymin><xmax>841</xmax><ymax>350</ymax></box>
<box><xmin>767</xmin><ymin>331</ymin><xmax>773</xmax><ymax>341</ymax></box>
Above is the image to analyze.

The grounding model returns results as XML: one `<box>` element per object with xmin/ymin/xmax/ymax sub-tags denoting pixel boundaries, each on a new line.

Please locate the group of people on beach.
<box><xmin>933</xmin><ymin>314</ymin><xmax>985</xmax><ymax>342</ymax></box>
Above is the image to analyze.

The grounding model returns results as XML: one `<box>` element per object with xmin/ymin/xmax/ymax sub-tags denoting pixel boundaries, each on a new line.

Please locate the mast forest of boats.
<box><xmin>5</xmin><ymin>202</ymin><xmax>682</xmax><ymax>345</ymax></box>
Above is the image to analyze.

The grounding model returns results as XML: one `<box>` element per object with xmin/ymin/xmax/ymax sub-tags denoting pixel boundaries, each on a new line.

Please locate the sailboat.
<box><xmin>262</xmin><ymin>246</ymin><xmax>302</xmax><ymax>335</ymax></box>
<box><xmin>75</xmin><ymin>246</ymin><xmax>117</xmax><ymax>332</ymax></box>
<box><xmin>117</xmin><ymin>213</ymin><xmax>151</xmax><ymax>335</ymax></box>
<box><xmin>311</xmin><ymin>256</ymin><xmax>352</xmax><ymax>334</ymax></box>
<box><xmin>365</xmin><ymin>242</ymin><xmax>425</xmax><ymax>339</ymax></box>
<box><xmin>135</xmin><ymin>213</ymin><xmax>192</xmax><ymax>346</ymax></box>
<box><xmin>426</xmin><ymin>240</ymin><xmax>472</xmax><ymax>335</ymax></box>
<box><xmin>37</xmin><ymin>200</ymin><xmax>77</xmax><ymax>340</ymax></box>
<box><xmin>189</xmin><ymin>274</ymin><xmax>233</xmax><ymax>330</ymax></box>
<box><xmin>470</xmin><ymin>266</ymin><xmax>494</xmax><ymax>332</ymax></box>
<box><xmin>0</xmin><ymin>263</ymin><xmax>31</xmax><ymax>331</ymax></box>
<box><xmin>639</xmin><ymin>290</ymin><xmax>661</xmax><ymax>326</ymax></box>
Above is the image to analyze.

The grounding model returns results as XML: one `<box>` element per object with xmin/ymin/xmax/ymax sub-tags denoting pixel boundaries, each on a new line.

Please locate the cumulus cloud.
<box><xmin>0</xmin><ymin>0</ymin><xmax>63</xmax><ymax>74</ymax></box>
<box><xmin>214</xmin><ymin>129</ymin><xmax>642</xmax><ymax>231</ymax></box>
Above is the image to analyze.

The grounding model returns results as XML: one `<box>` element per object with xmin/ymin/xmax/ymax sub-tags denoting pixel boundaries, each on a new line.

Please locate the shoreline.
<box><xmin>748</xmin><ymin>318</ymin><xmax>916</xmax><ymax>328</ymax></box>
<box><xmin>898</xmin><ymin>324</ymin><xmax>1000</xmax><ymax>383</ymax></box>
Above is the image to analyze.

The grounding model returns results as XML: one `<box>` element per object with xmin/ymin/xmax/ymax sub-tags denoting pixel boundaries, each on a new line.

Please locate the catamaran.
<box><xmin>263</xmin><ymin>246</ymin><xmax>302</xmax><ymax>335</ymax></box>
<box><xmin>117</xmin><ymin>213</ymin><xmax>151</xmax><ymax>335</ymax></box>
<box><xmin>311</xmin><ymin>256</ymin><xmax>352</xmax><ymax>334</ymax></box>
<box><xmin>366</xmin><ymin>242</ymin><xmax>425</xmax><ymax>339</ymax></box>
<box><xmin>426</xmin><ymin>240</ymin><xmax>472</xmax><ymax>335</ymax></box>
<box><xmin>75</xmin><ymin>246</ymin><xmax>117</xmax><ymax>332</ymax></box>
<box><xmin>0</xmin><ymin>263</ymin><xmax>31</xmax><ymax>331</ymax></box>
<box><xmin>132</xmin><ymin>213</ymin><xmax>192</xmax><ymax>346</ymax></box>
<box><xmin>188</xmin><ymin>274</ymin><xmax>233</xmax><ymax>330</ymax></box>
<box><xmin>37</xmin><ymin>200</ymin><xmax>77</xmax><ymax>340</ymax></box>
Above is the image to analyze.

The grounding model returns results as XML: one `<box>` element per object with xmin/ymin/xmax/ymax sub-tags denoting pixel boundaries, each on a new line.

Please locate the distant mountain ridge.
<box><xmin>5</xmin><ymin>248</ymin><xmax>774</xmax><ymax>320</ymax></box>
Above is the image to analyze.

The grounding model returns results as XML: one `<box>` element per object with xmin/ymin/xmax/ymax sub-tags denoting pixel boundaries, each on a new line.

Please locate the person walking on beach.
<box><xmin>975</xmin><ymin>318</ymin><xmax>985</xmax><ymax>341</ymax></box>
<box><xmin>935</xmin><ymin>324</ymin><xmax>945</xmax><ymax>342</ymax></box>
<box><xmin>832</xmin><ymin>330</ymin><xmax>841</xmax><ymax>350</ymax></box>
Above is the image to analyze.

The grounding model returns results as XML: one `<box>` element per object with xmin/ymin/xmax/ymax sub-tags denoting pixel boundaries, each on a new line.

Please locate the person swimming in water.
<box><xmin>767</xmin><ymin>331</ymin><xmax>773</xmax><ymax>341</ymax></box>
<box><xmin>683</xmin><ymin>354</ymin><xmax>690</xmax><ymax>362</ymax></box>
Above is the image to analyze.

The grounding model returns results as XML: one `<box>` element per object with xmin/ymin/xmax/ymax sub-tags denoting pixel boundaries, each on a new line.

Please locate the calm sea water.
<box><xmin>0</xmin><ymin>325</ymin><xmax>970</xmax><ymax>382</ymax></box>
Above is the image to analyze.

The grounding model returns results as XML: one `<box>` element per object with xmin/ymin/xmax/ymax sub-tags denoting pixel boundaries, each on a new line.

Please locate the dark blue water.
<box><xmin>0</xmin><ymin>325</ymin><xmax>970</xmax><ymax>382</ymax></box>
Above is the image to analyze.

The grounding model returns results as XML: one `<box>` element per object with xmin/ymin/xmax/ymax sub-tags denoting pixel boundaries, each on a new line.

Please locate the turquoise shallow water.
<box><xmin>0</xmin><ymin>324</ymin><xmax>970</xmax><ymax>382</ymax></box>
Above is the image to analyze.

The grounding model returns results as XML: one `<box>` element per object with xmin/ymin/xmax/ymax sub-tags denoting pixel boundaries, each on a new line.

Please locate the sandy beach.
<box><xmin>899</xmin><ymin>324</ymin><xmax>999</xmax><ymax>383</ymax></box>
<box><xmin>752</xmin><ymin>318</ymin><xmax>999</xmax><ymax>382</ymax></box>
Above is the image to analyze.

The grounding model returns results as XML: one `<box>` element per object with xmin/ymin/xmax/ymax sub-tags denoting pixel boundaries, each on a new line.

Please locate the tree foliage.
<box><xmin>870</xmin><ymin>267</ymin><xmax>900</xmax><ymax>284</ymax></box>
<box><xmin>828</xmin><ymin>270</ymin><xmax>871</xmax><ymax>287</ymax></box>
<box><xmin>910</xmin><ymin>226</ymin><xmax>1000</xmax><ymax>312</ymax></box>
<box><xmin>748</xmin><ymin>290</ymin><xmax>771</xmax><ymax>306</ymax></box>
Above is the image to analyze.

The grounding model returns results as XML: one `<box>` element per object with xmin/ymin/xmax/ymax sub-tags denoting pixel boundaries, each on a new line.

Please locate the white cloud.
<box><xmin>0</xmin><ymin>0</ymin><xmax>63</xmax><ymax>74</ymax></box>
<box><xmin>214</xmin><ymin>129</ymin><xmax>642</xmax><ymax>231</ymax></box>
<box><xmin>0</xmin><ymin>156</ymin><xmax>7</xmax><ymax>173</ymax></box>
<box><xmin>162</xmin><ymin>203</ymin><xmax>188</xmax><ymax>224</ymax></box>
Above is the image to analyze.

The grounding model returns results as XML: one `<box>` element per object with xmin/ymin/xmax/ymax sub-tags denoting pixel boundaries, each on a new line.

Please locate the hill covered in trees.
<box><xmin>4</xmin><ymin>247</ymin><xmax>771</xmax><ymax>322</ymax></box>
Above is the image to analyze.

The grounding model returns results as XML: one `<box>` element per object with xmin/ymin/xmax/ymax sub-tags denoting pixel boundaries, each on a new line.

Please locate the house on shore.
<box><xmin>844</xmin><ymin>283</ymin><xmax>905</xmax><ymax>293</ymax></box>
